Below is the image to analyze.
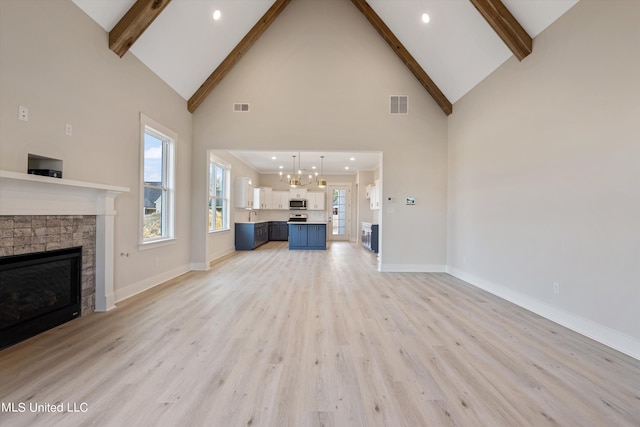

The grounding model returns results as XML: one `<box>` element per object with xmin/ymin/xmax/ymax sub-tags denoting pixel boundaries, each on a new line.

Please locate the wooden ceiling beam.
<box><xmin>350</xmin><ymin>0</ymin><xmax>452</xmax><ymax>116</ymax></box>
<box><xmin>188</xmin><ymin>0</ymin><xmax>292</xmax><ymax>113</ymax></box>
<box><xmin>109</xmin><ymin>0</ymin><xmax>172</xmax><ymax>58</ymax></box>
<box><xmin>469</xmin><ymin>0</ymin><xmax>532</xmax><ymax>61</ymax></box>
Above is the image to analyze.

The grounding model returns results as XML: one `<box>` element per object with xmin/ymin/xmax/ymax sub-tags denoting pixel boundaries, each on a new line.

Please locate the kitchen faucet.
<box><xmin>249</xmin><ymin>210</ymin><xmax>257</xmax><ymax>221</ymax></box>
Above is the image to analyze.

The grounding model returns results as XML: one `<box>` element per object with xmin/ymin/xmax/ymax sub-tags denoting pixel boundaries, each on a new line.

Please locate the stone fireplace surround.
<box><xmin>0</xmin><ymin>170</ymin><xmax>128</xmax><ymax>313</ymax></box>
<box><xmin>0</xmin><ymin>215</ymin><xmax>96</xmax><ymax>314</ymax></box>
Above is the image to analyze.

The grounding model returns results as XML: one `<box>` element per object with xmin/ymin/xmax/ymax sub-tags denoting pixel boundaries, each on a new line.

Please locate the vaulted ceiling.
<box><xmin>72</xmin><ymin>0</ymin><xmax>578</xmax><ymax>117</ymax></box>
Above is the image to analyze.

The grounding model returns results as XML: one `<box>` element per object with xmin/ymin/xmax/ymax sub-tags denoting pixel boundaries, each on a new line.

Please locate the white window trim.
<box><xmin>208</xmin><ymin>152</ymin><xmax>231</xmax><ymax>233</ymax></box>
<box><xmin>139</xmin><ymin>113</ymin><xmax>177</xmax><ymax>247</ymax></box>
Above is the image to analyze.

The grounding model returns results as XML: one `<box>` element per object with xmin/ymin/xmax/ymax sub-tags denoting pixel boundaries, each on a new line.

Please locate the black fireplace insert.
<box><xmin>0</xmin><ymin>247</ymin><xmax>82</xmax><ymax>350</ymax></box>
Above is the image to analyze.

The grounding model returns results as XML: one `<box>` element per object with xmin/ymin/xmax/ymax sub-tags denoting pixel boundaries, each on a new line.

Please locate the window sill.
<box><xmin>138</xmin><ymin>237</ymin><xmax>177</xmax><ymax>251</ymax></box>
<box><xmin>209</xmin><ymin>228</ymin><xmax>230</xmax><ymax>235</ymax></box>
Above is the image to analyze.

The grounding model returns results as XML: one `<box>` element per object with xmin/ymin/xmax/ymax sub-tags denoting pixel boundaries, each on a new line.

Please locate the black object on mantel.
<box><xmin>28</xmin><ymin>169</ymin><xmax>62</xmax><ymax>178</ymax></box>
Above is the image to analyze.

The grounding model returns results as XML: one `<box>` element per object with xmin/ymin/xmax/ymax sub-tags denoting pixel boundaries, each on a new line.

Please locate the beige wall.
<box><xmin>0</xmin><ymin>0</ymin><xmax>193</xmax><ymax>301</ymax></box>
<box><xmin>192</xmin><ymin>0</ymin><xmax>449</xmax><ymax>271</ymax></box>
<box><xmin>448</xmin><ymin>0</ymin><xmax>640</xmax><ymax>356</ymax></box>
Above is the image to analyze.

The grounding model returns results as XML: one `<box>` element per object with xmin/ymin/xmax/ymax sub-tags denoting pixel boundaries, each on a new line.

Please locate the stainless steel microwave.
<box><xmin>289</xmin><ymin>199</ymin><xmax>307</xmax><ymax>210</ymax></box>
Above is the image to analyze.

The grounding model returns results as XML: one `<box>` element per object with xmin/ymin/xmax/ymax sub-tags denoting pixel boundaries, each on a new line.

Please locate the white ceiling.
<box><xmin>71</xmin><ymin>0</ymin><xmax>578</xmax><ymax>174</ymax></box>
<box><xmin>72</xmin><ymin>0</ymin><xmax>579</xmax><ymax>103</ymax></box>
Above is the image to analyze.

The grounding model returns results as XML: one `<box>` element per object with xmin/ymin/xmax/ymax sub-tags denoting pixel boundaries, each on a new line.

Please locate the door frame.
<box><xmin>327</xmin><ymin>183</ymin><xmax>353</xmax><ymax>241</ymax></box>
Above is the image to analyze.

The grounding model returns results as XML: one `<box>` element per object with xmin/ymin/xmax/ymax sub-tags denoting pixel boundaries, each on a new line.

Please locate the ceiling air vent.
<box><xmin>233</xmin><ymin>103</ymin><xmax>250</xmax><ymax>112</ymax></box>
<box><xmin>390</xmin><ymin>96</ymin><xmax>408</xmax><ymax>115</ymax></box>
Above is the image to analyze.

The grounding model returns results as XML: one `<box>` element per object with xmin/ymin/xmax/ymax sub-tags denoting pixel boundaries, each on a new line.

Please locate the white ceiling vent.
<box><xmin>233</xmin><ymin>103</ymin><xmax>250</xmax><ymax>112</ymax></box>
<box><xmin>390</xmin><ymin>96</ymin><xmax>408</xmax><ymax>115</ymax></box>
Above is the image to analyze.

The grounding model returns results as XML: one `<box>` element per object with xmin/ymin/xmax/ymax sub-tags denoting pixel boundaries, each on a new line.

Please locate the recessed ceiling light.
<box><xmin>279</xmin><ymin>165</ymin><xmax>283</xmax><ymax>169</ymax></box>
<box><xmin>350</xmin><ymin>157</ymin><xmax>355</xmax><ymax>161</ymax></box>
<box><xmin>421</xmin><ymin>13</ymin><xmax>430</xmax><ymax>24</ymax></box>
<box><xmin>312</xmin><ymin>166</ymin><xmax>317</xmax><ymax>170</ymax></box>
<box><xmin>271</xmin><ymin>156</ymin><xmax>277</xmax><ymax>160</ymax></box>
<box><xmin>345</xmin><ymin>166</ymin><xmax>350</xmax><ymax>170</ymax></box>
<box><xmin>213</xmin><ymin>10</ymin><xmax>221</xmax><ymax>21</ymax></box>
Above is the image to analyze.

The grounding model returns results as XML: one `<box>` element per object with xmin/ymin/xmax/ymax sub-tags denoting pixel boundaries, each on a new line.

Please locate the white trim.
<box><xmin>115</xmin><ymin>263</ymin><xmax>190</xmax><ymax>303</ymax></box>
<box><xmin>137</xmin><ymin>237</ymin><xmax>177</xmax><ymax>251</ymax></box>
<box><xmin>447</xmin><ymin>267</ymin><xmax>640</xmax><ymax>361</ymax></box>
<box><xmin>327</xmin><ymin>183</ymin><xmax>353</xmax><ymax>241</ymax></box>
<box><xmin>208</xmin><ymin>153</ymin><xmax>232</xmax><ymax>232</ymax></box>
<box><xmin>379</xmin><ymin>263</ymin><xmax>447</xmax><ymax>273</ymax></box>
<box><xmin>208</xmin><ymin>246</ymin><xmax>236</xmax><ymax>266</ymax></box>
<box><xmin>139</xmin><ymin>113</ymin><xmax>177</xmax><ymax>245</ymax></box>
<box><xmin>190</xmin><ymin>262</ymin><xmax>209</xmax><ymax>271</ymax></box>
<box><xmin>208</xmin><ymin>228</ymin><xmax>231</xmax><ymax>234</ymax></box>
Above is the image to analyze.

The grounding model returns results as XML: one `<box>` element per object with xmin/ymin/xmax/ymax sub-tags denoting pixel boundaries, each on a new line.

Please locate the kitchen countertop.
<box><xmin>235</xmin><ymin>220</ymin><xmax>271</xmax><ymax>224</ymax></box>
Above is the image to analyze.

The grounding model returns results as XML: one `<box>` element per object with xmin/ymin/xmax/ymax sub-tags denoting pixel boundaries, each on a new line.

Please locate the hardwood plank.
<box><xmin>1</xmin><ymin>242</ymin><xmax>638</xmax><ymax>426</ymax></box>
<box><xmin>350</xmin><ymin>0</ymin><xmax>453</xmax><ymax>116</ymax></box>
<box><xmin>187</xmin><ymin>0</ymin><xmax>292</xmax><ymax>113</ymax></box>
<box><xmin>109</xmin><ymin>0</ymin><xmax>172</xmax><ymax>58</ymax></box>
<box><xmin>469</xmin><ymin>0</ymin><xmax>533</xmax><ymax>61</ymax></box>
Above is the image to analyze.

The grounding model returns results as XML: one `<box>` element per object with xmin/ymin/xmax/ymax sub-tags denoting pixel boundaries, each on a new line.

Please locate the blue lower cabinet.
<box><xmin>289</xmin><ymin>224</ymin><xmax>308</xmax><ymax>247</ymax></box>
<box><xmin>268</xmin><ymin>221</ymin><xmax>289</xmax><ymax>241</ymax></box>
<box><xmin>288</xmin><ymin>224</ymin><xmax>326</xmax><ymax>250</ymax></box>
<box><xmin>235</xmin><ymin>223</ymin><xmax>268</xmax><ymax>250</ymax></box>
<box><xmin>307</xmin><ymin>224</ymin><xmax>326</xmax><ymax>248</ymax></box>
<box><xmin>361</xmin><ymin>223</ymin><xmax>379</xmax><ymax>253</ymax></box>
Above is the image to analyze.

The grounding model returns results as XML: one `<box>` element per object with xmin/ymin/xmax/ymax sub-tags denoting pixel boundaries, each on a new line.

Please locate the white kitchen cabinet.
<box><xmin>307</xmin><ymin>191</ymin><xmax>326</xmax><ymax>211</ymax></box>
<box><xmin>368</xmin><ymin>180</ymin><xmax>381</xmax><ymax>210</ymax></box>
<box><xmin>253</xmin><ymin>187</ymin><xmax>272</xmax><ymax>209</ymax></box>
<box><xmin>365</xmin><ymin>184</ymin><xmax>373</xmax><ymax>200</ymax></box>
<box><xmin>289</xmin><ymin>188</ymin><xmax>307</xmax><ymax>199</ymax></box>
<box><xmin>272</xmin><ymin>190</ymin><xmax>289</xmax><ymax>210</ymax></box>
<box><xmin>234</xmin><ymin>177</ymin><xmax>254</xmax><ymax>209</ymax></box>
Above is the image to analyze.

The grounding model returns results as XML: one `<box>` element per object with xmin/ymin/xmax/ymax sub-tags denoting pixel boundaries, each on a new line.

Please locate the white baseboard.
<box><xmin>208</xmin><ymin>246</ymin><xmax>235</xmax><ymax>266</ymax></box>
<box><xmin>447</xmin><ymin>267</ymin><xmax>640</xmax><ymax>361</ymax></box>
<box><xmin>380</xmin><ymin>264</ymin><xmax>447</xmax><ymax>273</ymax></box>
<box><xmin>190</xmin><ymin>262</ymin><xmax>208</xmax><ymax>271</ymax></box>
<box><xmin>115</xmin><ymin>264</ymin><xmax>190</xmax><ymax>303</ymax></box>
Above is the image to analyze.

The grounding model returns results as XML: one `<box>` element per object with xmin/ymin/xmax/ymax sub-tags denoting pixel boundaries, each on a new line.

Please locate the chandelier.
<box><xmin>279</xmin><ymin>153</ymin><xmax>327</xmax><ymax>188</ymax></box>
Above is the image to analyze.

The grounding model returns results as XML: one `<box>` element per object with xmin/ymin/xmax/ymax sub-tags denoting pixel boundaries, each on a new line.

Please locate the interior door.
<box><xmin>328</xmin><ymin>185</ymin><xmax>351</xmax><ymax>241</ymax></box>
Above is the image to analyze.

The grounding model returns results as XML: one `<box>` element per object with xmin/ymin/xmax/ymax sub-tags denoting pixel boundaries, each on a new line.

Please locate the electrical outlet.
<box><xmin>553</xmin><ymin>282</ymin><xmax>560</xmax><ymax>295</ymax></box>
<box><xmin>65</xmin><ymin>123</ymin><xmax>73</xmax><ymax>136</ymax></box>
<box><xmin>18</xmin><ymin>105</ymin><xmax>28</xmax><ymax>122</ymax></box>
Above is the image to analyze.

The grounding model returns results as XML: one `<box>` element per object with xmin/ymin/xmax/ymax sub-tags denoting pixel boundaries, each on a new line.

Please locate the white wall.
<box><xmin>448</xmin><ymin>0</ymin><xmax>640</xmax><ymax>358</ymax></box>
<box><xmin>191</xmin><ymin>0</ymin><xmax>449</xmax><ymax>272</ymax></box>
<box><xmin>0</xmin><ymin>0</ymin><xmax>193</xmax><ymax>302</ymax></box>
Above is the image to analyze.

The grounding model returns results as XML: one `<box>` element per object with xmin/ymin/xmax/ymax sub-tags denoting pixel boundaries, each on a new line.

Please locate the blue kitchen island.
<box><xmin>287</xmin><ymin>222</ymin><xmax>327</xmax><ymax>250</ymax></box>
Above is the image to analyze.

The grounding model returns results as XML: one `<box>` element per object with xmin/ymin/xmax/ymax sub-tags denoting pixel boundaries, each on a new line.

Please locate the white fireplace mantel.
<box><xmin>0</xmin><ymin>170</ymin><xmax>130</xmax><ymax>311</ymax></box>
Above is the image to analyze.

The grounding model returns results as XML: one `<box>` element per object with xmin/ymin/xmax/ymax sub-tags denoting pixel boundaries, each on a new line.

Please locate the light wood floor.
<box><xmin>1</xmin><ymin>242</ymin><xmax>639</xmax><ymax>426</ymax></box>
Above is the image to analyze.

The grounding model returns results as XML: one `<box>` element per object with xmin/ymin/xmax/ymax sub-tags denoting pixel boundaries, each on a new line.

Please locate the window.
<box><xmin>209</xmin><ymin>154</ymin><xmax>231</xmax><ymax>232</ymax></box>
<box><xmin>141</xmin><ymin>114</ymin><xmax>176</xmax><ymax>244</ymax></box>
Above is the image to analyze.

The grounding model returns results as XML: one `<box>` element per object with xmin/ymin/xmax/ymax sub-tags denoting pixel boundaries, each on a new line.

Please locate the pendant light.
<box><xmin>317</xmin><ymin>155</ymin><xmax>326</xmax><ymax>188</ymax></box>
<box><xmin>289</xmin><ymin>155</ymin><xmax>299</xmax><ymax>187</ymax></box>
